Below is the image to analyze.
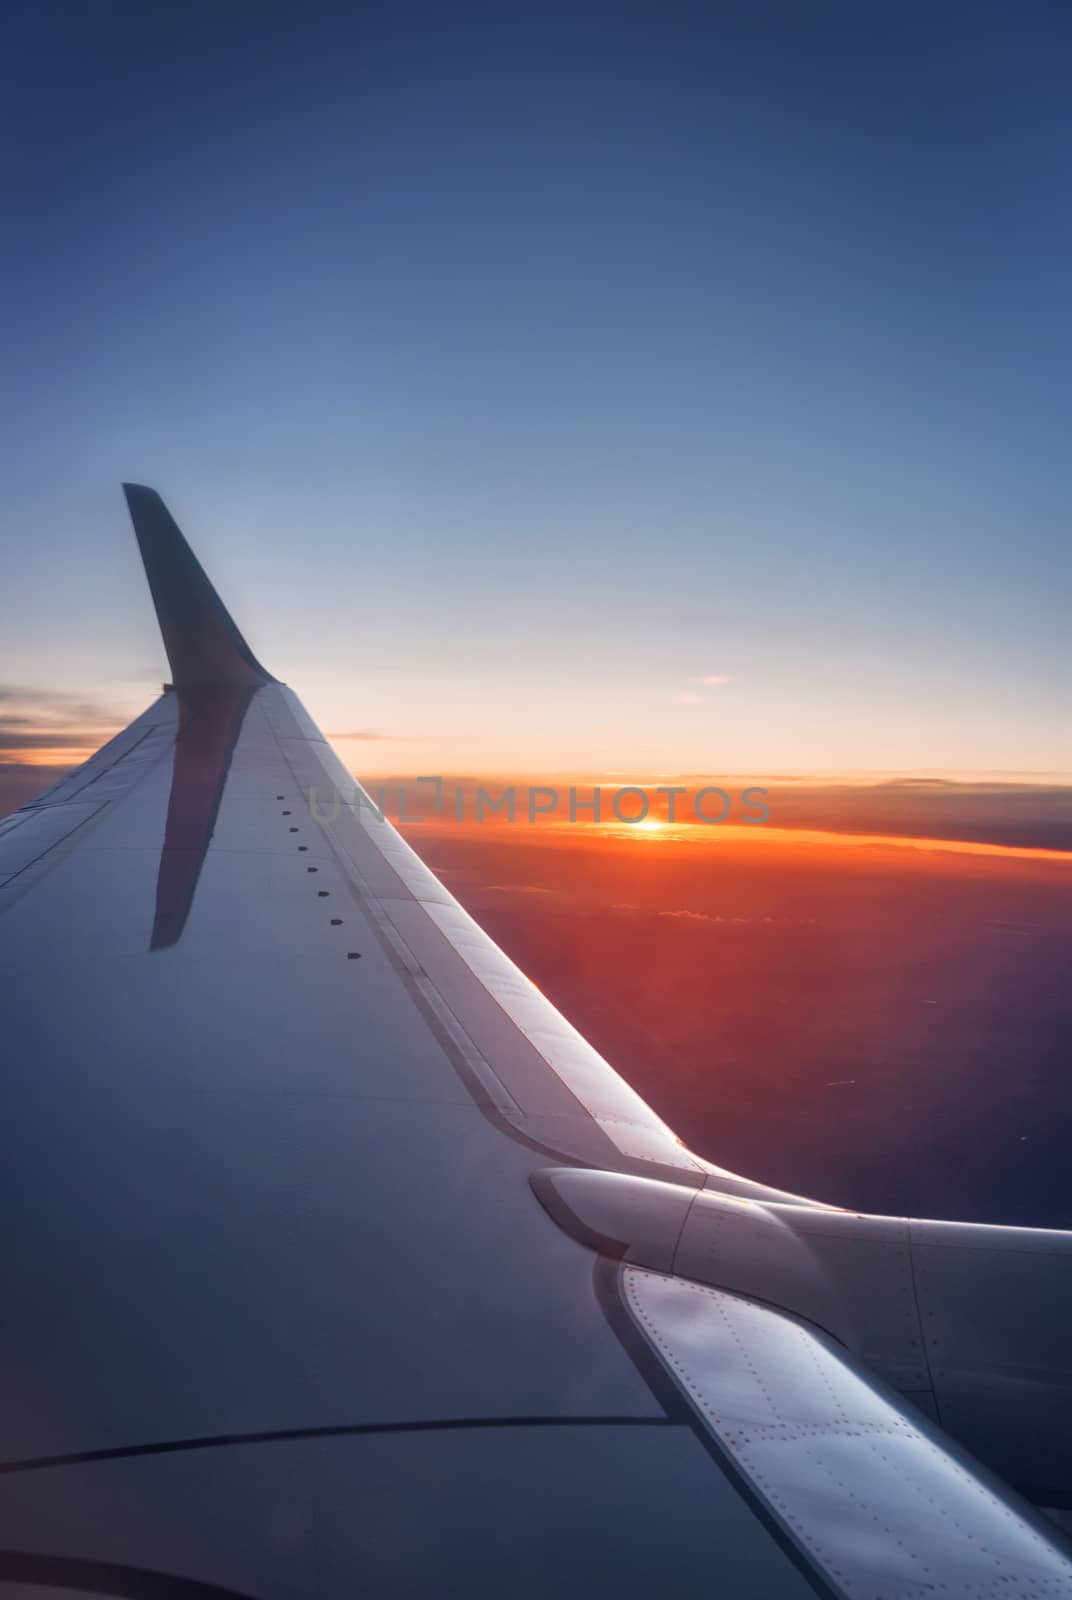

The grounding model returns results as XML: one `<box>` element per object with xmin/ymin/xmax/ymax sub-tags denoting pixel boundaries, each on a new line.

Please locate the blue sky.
<box><xmin>2</xmin><ymin>0</ymin><xmax>1069</xmax><ymax>776</ymax></box>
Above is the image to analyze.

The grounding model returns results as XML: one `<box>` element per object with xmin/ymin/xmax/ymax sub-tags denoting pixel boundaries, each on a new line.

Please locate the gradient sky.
<box><xmin>2</xmin><ymin>0</ymin><xmax>1070</xmax><ymax>777</ymax></box>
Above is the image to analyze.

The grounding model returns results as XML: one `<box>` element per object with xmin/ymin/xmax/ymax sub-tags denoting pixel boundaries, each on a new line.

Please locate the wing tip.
<box><xmin>121</xmin><ymin>481</ymin><xmax>164</xmax><ymax>513</ymax></box>
<box><xmin>123</xmin><ymin>482</ymin><xmax>274</xmax><ymax>690</ymax></box>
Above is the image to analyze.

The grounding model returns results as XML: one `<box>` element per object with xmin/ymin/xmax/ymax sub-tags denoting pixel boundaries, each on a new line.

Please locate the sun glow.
<box><xmin>2</xmin><ymin>745</ymin><xmax>105</xmax><ymax>767</ymax></box>
<box><xmin>594</xmin><ymin>814</ymin><xmax>671</xmax><ymax>840</ymax></box>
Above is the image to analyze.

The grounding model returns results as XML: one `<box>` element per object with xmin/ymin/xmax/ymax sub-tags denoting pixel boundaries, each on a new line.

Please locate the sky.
<box><xmin>2</xmin><ymin>0</ymin><xmax>1070</xmax><ymax>779</ymax></box>
<box><xmin>406</xmin><ymin>821</ymin><xmax>1072</xmax><ymax>1225</ymax></box>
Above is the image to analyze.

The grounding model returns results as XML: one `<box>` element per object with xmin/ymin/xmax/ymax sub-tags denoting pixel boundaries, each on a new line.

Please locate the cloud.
<box><xmin>653</xmin><ymin>908</ymin><xmax>817</xmax><ymax>927</ymax></box>
<box><xmin>614</xmin><ymin>904</ymin><xmax>811</xmax><ymax>927</ymax></box>
<box><xmin>656</xmin><ymin>908</ymin><xmax>726</xmax><ymax>923</ymax></box>
<box><xmin>0</xmin><ymin>688</ymin><xmax>127</xmax><ymax>767</ymax></box>
<box><xmin>0</xmin><ymin>729</ymin><xmax>117</xmax><ymax>751</ymax></box>
<box><xmin>485</xmin><ymin>883</ymin><xmax>554</xmax><ymax>896</ymax></box>
<box><xmin>0</xmin><ymin>686</ymin><xmax>127</xmax><ymax>724</ymax></box>
<box><xmin>613</xmin><ymin>902</ymin><xmax>721</xmax><ymax>921</ymax></box>
<box><xmin>678</xmin><ymin>674</ymin><xmax>730</xmax><ymax>702</ymax></box>
<box><xmin>0</xmin><ymin>686</ymin><xmax>54</xmax><ymax>704</ymax></box>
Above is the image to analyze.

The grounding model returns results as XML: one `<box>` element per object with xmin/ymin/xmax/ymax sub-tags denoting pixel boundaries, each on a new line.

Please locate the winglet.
<box><xmin>123</xmin><ymin>484</ymin><xmax>274</xmax><ymax>690</ymax></box>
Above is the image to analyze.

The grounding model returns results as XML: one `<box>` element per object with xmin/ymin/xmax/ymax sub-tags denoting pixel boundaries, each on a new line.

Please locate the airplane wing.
<box><xmin>0</xmin><ymin>486</ymin><xmax>1069</xmax><ymax>1598</ymax></box>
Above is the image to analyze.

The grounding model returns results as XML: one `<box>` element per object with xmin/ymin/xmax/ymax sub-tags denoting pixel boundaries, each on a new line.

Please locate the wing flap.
<box><xmin>622</xmin><ymin>1267</ymin><xmax>1072</xmax><ymax>1598</ymax></box>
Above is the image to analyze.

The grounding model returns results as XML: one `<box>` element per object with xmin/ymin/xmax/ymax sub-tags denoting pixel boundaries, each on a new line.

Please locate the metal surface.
<box><xmin>0</xmin><ymin>1427</ymin><xmax>818</xmax><ymax>1599</ymax></box>
<box><xmin>532</xmin><ymin>1165</ymin><xmax>1072</xmax><ymax>1500</ymax></box>
<box><xmin>911</xmin><ymin>1218</ymin><xmax>1072</xmax><ymax>1502</ymax></box>
<box><xmin>622</xmin><ymin>1267</ymin><xmax>1072</xmax><ymax>1600</ymax></box>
